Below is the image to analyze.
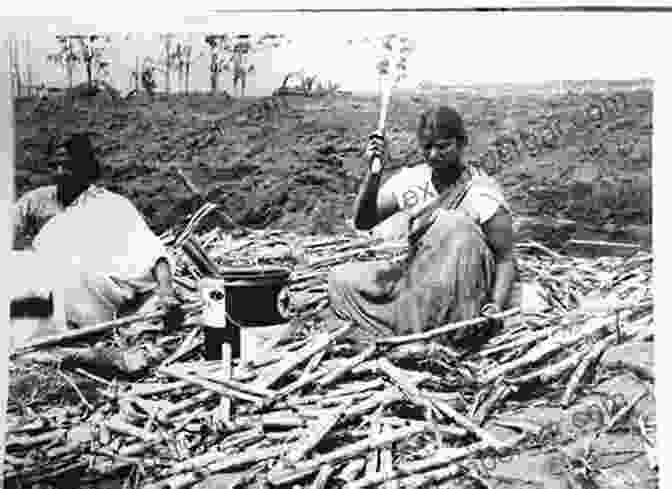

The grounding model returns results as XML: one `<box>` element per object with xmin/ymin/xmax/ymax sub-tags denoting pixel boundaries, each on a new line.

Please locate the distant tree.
<box><xmin>47</xmin><ymin>35</ymin><xmax>111</xmax><ymax>94</ymax></box>
<box><xmin>274</xmin><ymin>71</ymin><xmax>303</xmax><ymax>95</ymax></box>
<box><xmin>317</xmin><ymin>79</ymin><xmax>342</xmax><ymax>96</ymax></box>
<box><xmin>300</xmin><ymin>73</ymin><xmax>318</xmax><ymax>97</ymax></box>
<box><xmin>141</xmin><ymin>58</ymin><xmax>158</xmax><ymax>97</ymax></box>
<box><xmin>172</xmin><ymin>40</ymin><xmax>201</xmax><ymax>94</ymax></box>
<box><xmin>46</xmin><ymin>36</ymin><xmax>79</xmax><ymax>94</ymax></box>
<box><xmin>280</xmin><ymin>71</ymin><xmax>299</xmax><ymax>89</ymax></box>
<box><xmin>159</xmin><ymin>33</ymin><xmax>176</xmax><ymax>94</ymax></box>
<box><xmin>8</xmin><ymin>35</ymin><xmax>23</xmax><ymax>97</ymax></box>
<box><xmin>174</xmin><ymin>43</ymin><xmax>187</xmax><ymax>92</ymax></box>
<box><xmin>205</xmin><ymin>33</ymin><xmax>289</xmax><ymax>97</ymax></box>
<box><xmin>227</xmin><ymin>34</ymin><xmax>255</xmax><ymax>98</ymax></box>
<box><xmin>204</xmin><ymin>34</ymin><xmax>231</xmax><ymax>95</ymax></box>
<box><xmin>231</xmin><ymin>33</ymin><xmax>289</xmax><ymax>97</ymax></box>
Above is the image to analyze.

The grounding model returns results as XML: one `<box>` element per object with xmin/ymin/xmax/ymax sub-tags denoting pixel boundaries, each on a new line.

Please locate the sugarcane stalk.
<box><xmin>245</xmin><ymin>338</ymin><xmax>311</xmax><ymax>370</ymax></box>
<box><xmin>291</xmin><ymin>392</ymin><xmax>372</xmax><ymax>414</ymax></box>
<box><xmin>267</xmin><ymin>425</ymin><xmax>427</xmax><ymax>485</ymax></box>
<box><xmin>236</xmin><ymin>411</ymin><xmax>307</xmax><ymax>429</ymax></box>
<box><xmin>474</xmin><ymin>382</ymin><xmax>514</xmax><ymax>426</ymax></box>
<box><xmin>478</xmin><ymin>325</ymin><xmax>560</xmax><ymax>358</ymax></box>
<box><xmin>480</xmin><ymin>315</ymin><xmax>612</xmax><ymax>384</ymax></box>
<box><xmin>93</xmin><ymin>448</ymin><xmax>153</xmax><ymax>467</ymax></box>
<box><xmin>424</xmin><ymin>391</ymin><xmax>467</xmax><ymax>410</ymax></box>
<box><xmin>345</xmin><ymin>435</ymin><xmax>524</xmax><ymax>489</ymax></box>
<box><xmin>561</xmin><ymin>337</ymin><xmax>614</xmax><ymax>407</ymax></box>
<box><xmin>269</xmin><ymin>368</ymin><xmax>330</xmax><ymax>403</ymax></box>
<box><xmin>288</xmin><ymin>379</ymin><xmax>386</xmax><ymax>407</ymax></box>
<box><xmin>365</xmin><ymin>415</ymin><xmax>382</xmax><ymax>476</ymax></box>
<box><xmin>508</xmin><ymin>348</ymin><xmax>588</xmax><ymax>384</ymax></box>
<box><xmin>92</xmin><ymin>438</ymin><xmax>165</xmax><ymax>475</ymax></box>
<box><xmin>338</xmin><ymin>457</ymin><xmax>367</xmax><ymax>483</ymax></box>
<box><xmin>377</xmin><ymin>308</ymin><xmax>520</xmax><ymax>346</ymax></box>
<box><xmin>469</xmin><ymin>385</ymin><xmax>493</xmax><ymax>419</ymax></box>
<box><xmin>217</xmin><ymin>343</ymin><xmax>232</xmax><ymax>424</ymax></box>
<box><xmin>12</xmin><ymin>302</ymin><xmax>202</xmax><ymax>355</ymax></box>
<box><xmin>44</xmin><ymin>441</ymin><xmax>86</xmax><ymax>460</ymax></box>
<box><xmin>380</xmin><ymin>424</ymin><xmax>398</xmax><ymax>489</ymax></box>
<box><xmin>300</xmin><ymin>349</ymin><xmax>327</xmax><ymax>382</ymax></box>
<box><xmin>104</xmin><ymin>415</ymin><xmax>162</xmax><ymax>443</ymax></box>
<box><xmin>6</xmin><ymin>429</ymin><xmax>67</xmax><ymax>449</ymax></box>
<box><xmin>197</xmin><ymin>370</ymin><xmax>274</xmax><ymax>398</ymax></box>
<box><xmin>163</xmin><ymin>428</ymin><xmax>264</xmax><ymax>476</ymax></box>
<box><xmin>158</xmin><ymin>366</ymin><xmax>266</xmax><ymax>404</ymax></box>
<box><xmin>605</xmin><ymin>389</ymin><xmax>650</xmax><ymax>432</ymax></box>
<box><xmin>181</xmin><ymin>236</ymin><xmax>221</xmax><ymax>277</ymax></box>
<box><xmin>285</xmin><ymin>400</ymin><xmax>351</xmax><ymax>464</ymax></box>
<box><xmin>7</xmin><ymin>418</ymin><xmax>49</xmax><ymax>434</ymax></box>
<box><xmin>159</xmin><ymin>327</ymin><xmax>202</xmax><ymax>368</ymax></box>
<box><xmin>516</xmin><ymin>240</ymin><xmax>564</xmax><ymax>259</ymax></box>
<box><xmin>11</xmin><ymin>460</ymin><xmax>90</xmax><ymax>484</ymax></box>
<box><xmin>377</xmin><ymin>358</ymin><xmax>504</xmax><ymax>449</ymax></box>
<box><xmin>310</xmin><ymin>464</ymin><xmax>336</xmax><ymax>489</ymax></box>
<box><xmin>377</xmin><ymin>417</ymin><xmax>468</xmax><ymax>438</ymax></box>
<box><xmin>317</xmin><ymin>344</ymin><xmax>378</xmax><ymax>387</ymax></box>
<box><xmin>388</xmin><ymin>466</ymin><xmax>462</xmax><ymax>489</ymax></box>
<box><xmin>123</xmin><ymin>381</ymin><xmax>190</xmax><ymax>398</ymax></box>
<box><xmin>145</xmin><ymin>445</ymin><xmax>285</xmax><ymax>489</ymax></box>
<box><xmin>254</xmin><ymin>322</ymin><xmax>352</xmax><ymax>389</ymax></box>
<box><xmin>4</xmin><ymin>454</ymin><xmax>28</xmax><ymax>466</ymax></box>
<box><xmin>157</xmin><ymin>390</ymin><xmax>218</xmax><ymax>423</ymax></box>
<box><xmin>172</xmin><ymin>405</ymin><xmax>211</xmax><ymax>431</ymax></box>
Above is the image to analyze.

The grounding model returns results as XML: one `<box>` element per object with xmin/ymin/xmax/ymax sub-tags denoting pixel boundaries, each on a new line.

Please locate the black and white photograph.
<box><xmin>1</xmin><ymin>7</ymin><xmax>661</xmax><ymax>489</ymax></box>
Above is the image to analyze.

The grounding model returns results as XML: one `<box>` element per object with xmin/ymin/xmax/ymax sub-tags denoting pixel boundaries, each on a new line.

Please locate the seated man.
<box><xmin>327</xmin><ymin>106</ymin><xmax>517</xmax><ymax>348</ymax></box>
<box><xmin>11</xmin><ymin>133</ymin><xmax>178</xmax><ymax>348</ymax></box>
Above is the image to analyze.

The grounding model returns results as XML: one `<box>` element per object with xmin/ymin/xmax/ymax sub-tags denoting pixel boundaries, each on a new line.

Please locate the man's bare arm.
<box><xmin>481</xmin><ymin>206</ymin><xmax>516</xmax><ymax>310</ymax></box>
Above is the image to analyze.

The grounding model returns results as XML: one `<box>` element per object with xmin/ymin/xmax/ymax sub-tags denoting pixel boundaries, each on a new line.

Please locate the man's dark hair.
<box><xmin>63</xmin><ymin>132</ymin><xmax>102</xmax><ymax>181</ymax></box>
<box><xmin>417</xmin><ymin>106</ymin><xmax>468</xmax><ymax>146</ymax></box>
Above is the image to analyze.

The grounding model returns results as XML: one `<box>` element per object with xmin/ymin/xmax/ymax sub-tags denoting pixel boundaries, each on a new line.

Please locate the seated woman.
<box><xmin>327</xmin><ymin>106</ymin><xmax>517</xmax><ymax>349</ymax></box>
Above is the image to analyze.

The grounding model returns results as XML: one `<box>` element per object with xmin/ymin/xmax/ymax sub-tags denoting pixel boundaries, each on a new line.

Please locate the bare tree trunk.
<box><xmin>67</xmin><ymin>63</ymin><xmax>73</xmax><ymax>92</ymax></box>
<box><xmin>24</xmin><ymin>35</ymin><xmax>32</xmax><ymax>96</ymax></box>
<box><xmin>210</xmin><ymin>71</ymin><xmax>217</xmax><ymax>94</ymax></box>
<box><xmin>164</xmin><ymin>37</ymin><xmax>172</xmax><ymax>94</ymax></box>
<box><xmin>210</xmin><ymin>52</ymin><xmax>218</xmax><ymax>94</ymax></box>
<box><xmin>11</xmin><ymin>36</ymin><xmax>22</xmax><ymax>97</ymax></box>
<box><xmin>86</xmin><ymin>61</ymin><xmax>93</xmax><ymax>91</ymax></box>
<box><xmin>8</xmin><ymin>37</ymin><xmax>15</xmax><ymax>97</ymax></box>
<box><xmin>178</xmin><ymin>65</ymin><xmax>183</xmax><ymax>95</ymax></box>
<box><xmin>184</xmin><ymin>48</ymin><xmax>191</xmax><ymax>94</ymax></box>
<box><xmin>66</xmin><ymin>61</ymin><xmax>74</xmax><ymax>108</ymax></box>
<box><xmin>135</xmin><ymin>56</ymin><xmax>140</xmax><ymax>93</ymax></box>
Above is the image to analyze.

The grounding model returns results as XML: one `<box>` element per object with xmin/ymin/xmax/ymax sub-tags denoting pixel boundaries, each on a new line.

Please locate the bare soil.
<box><xmin>13</xmin><ymin>84</ymin><xmax>652</xmax><ymax>249</ymax></box>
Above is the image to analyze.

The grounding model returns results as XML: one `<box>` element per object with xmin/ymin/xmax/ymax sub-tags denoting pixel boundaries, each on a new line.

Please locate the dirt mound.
<box><xmin>13</xmin><ymin>85</ymin><xmax>652</xmax><ymax>247</ymax></box>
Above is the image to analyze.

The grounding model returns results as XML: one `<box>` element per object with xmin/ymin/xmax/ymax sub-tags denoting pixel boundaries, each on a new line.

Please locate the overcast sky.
<box><xmin>1</xmin><ymin>12</ymin><xmax>663</xmax><ymax>96</ymax></box>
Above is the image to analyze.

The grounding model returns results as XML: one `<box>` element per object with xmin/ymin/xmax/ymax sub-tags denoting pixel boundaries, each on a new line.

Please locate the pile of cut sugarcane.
<box><xmin>5</xmin><ymin>224</ymin><xmax>653</xmax><ymax>489</ymax></box>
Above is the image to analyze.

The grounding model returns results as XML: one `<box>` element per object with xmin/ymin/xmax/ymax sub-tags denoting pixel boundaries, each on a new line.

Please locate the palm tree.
<box><xmin>205</xmin><ymin>34</ymin><xmax>231</xmax><ymax>95</ymax></box>
<box><xmin>47</xmin><ymin>34</ymin><xmax>111</xmax><ymax>95</ymax></box>
<box><xmin>47</xmin><ymin>36</ymin><xmax>79</xmax><ymax>94</ymax></box>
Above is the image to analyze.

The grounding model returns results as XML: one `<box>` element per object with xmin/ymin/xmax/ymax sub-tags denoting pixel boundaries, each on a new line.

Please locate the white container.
<box><xmin>199</xmin><ymin>278</ymin><xmax>228</xmax><ymax>329</ymax></box>
<box><xmin>239</xmin><ymin>322</ymin><xmax>293</xmax><ymax>365</ymax></box>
